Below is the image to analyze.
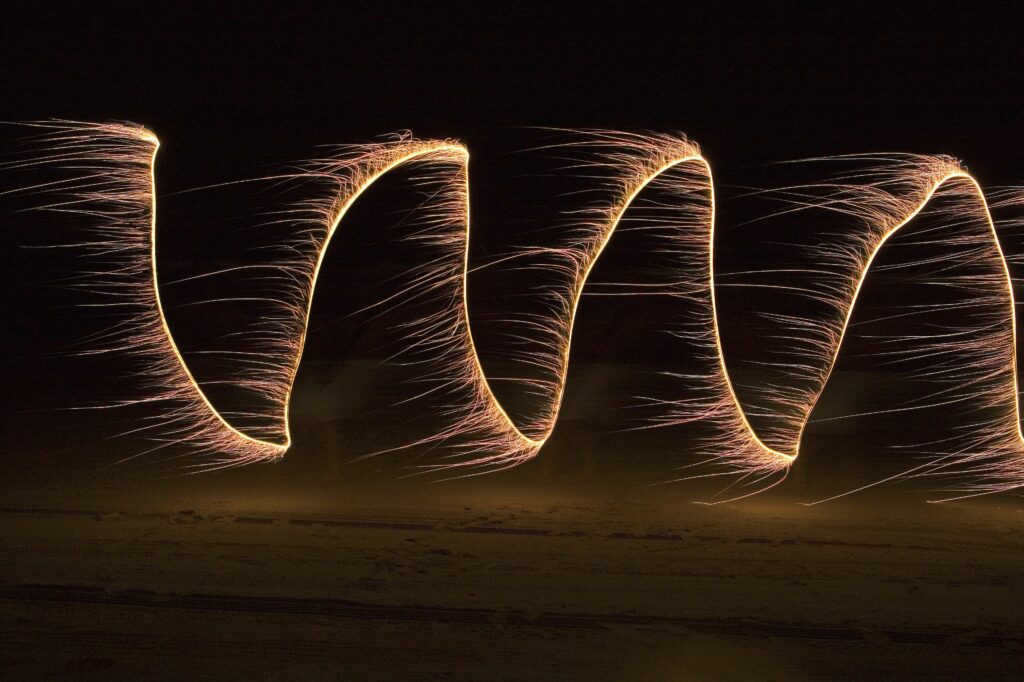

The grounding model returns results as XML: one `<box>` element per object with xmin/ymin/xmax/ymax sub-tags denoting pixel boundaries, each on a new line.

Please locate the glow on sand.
<box><xmin>6</xmin><ymin>122</ymin><xmax>1024</xmax><ymax>501</ymax></box>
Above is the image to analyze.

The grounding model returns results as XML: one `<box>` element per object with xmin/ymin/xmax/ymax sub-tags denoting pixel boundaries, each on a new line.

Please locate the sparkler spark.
<box><xmin>4</xmin><ymin>121</ymin><xmax>1023</xmax><ymax>500</ymax></box>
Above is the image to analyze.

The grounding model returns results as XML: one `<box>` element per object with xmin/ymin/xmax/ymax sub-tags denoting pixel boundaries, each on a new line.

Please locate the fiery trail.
<box><xmin>4</xmin><ymin>122</ymin><xmax>1023</xmax><ymax>499</ymax></box>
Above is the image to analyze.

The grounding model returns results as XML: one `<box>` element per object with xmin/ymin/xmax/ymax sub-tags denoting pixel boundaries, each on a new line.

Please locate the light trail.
<box><xmin>4</xmin><ymin>122</ymin><xmax>1023</xmax><ymax>500</ymax></box>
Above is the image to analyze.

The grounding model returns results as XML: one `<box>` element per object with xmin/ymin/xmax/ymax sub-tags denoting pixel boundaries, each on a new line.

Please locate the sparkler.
<box><xmin>3</xmin><ymin>122</ymin><xmax>1022</xmax><ymax>500</ymax></box>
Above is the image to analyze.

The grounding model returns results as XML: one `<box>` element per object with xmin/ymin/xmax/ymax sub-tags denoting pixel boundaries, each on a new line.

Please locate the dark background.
<box><xmin>3</xmin><ymin>2</ymin><xmax>1020</xmax><ymax>181</ymax></box>
<box><xmin>1</xmin><ymin>1</ymin><xmax>1022</xmax><ymax>489</ymax></box>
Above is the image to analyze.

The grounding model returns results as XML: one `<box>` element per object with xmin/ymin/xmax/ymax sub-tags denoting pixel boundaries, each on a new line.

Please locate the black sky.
<box><xmin>3</xmin><ymin>2</ymin><xmax>1020</xmax><ymax>183</ymax></box>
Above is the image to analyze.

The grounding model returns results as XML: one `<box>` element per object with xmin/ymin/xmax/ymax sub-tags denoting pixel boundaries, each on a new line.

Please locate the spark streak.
<box><xmin>4</xmin><ymin>122</ymin><xmax>1023</xmax><ymax>499</ymax></box>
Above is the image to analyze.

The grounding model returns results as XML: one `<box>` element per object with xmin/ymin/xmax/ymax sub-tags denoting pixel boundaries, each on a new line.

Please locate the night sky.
<box><xmin>4</xmin><ymin>4</ymin><xmax>1019</xmax><ymax>179</ymax></box>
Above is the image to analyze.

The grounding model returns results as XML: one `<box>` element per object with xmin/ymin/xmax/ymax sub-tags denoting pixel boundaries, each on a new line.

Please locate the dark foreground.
<box><xmin>0</xmin><ymin>457</ymin><xmax>1021</xmax><ymax>682</ymax></box>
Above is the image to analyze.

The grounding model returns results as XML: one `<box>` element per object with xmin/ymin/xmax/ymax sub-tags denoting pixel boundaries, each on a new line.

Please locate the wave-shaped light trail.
<box><xmin>5</xmin><ymin>122</ymin><xmax>1023</xmax><ymax>500</ymax></box>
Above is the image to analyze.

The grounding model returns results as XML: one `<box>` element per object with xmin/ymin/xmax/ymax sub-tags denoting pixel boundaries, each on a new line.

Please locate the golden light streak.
<box><xmin>5</xmin><ymin>122</ymin><xmax>1023</xmax><ymax>500</ymax></box>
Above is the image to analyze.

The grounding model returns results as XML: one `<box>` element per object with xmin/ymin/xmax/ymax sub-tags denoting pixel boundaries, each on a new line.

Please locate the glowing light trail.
<box><xmin>4</xmin><ymin>122</ymin><xmax>1022</xmax><ymax>499</ymax></box>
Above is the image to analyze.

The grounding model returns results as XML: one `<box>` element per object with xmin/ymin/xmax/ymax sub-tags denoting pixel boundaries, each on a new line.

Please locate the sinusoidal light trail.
<box><xmin>4</xmin><ymin>121</ymin><xmax>1024</xmax><ymax>501</ymax></box>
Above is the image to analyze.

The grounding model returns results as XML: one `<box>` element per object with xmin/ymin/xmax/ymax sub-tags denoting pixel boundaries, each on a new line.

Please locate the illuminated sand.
<box><xmin>0</xmin><ymin>457</ymin><xmax>1020</xmax><ymax>681</ymax></box>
